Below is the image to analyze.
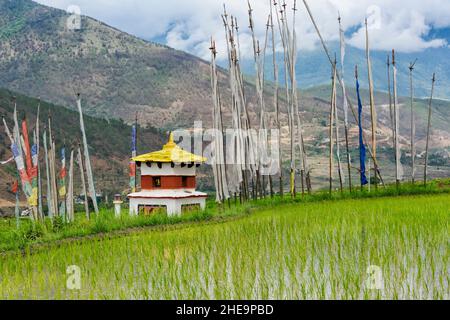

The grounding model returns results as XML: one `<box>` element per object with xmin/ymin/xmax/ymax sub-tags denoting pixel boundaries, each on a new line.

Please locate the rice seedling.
<box><xmin>0</xmin><ymin>193</ymin><xmax>448</xmax><ymax>300</ymax></box>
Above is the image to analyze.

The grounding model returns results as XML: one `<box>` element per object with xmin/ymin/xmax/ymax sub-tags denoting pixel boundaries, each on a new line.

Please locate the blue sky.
<box><xmin>35</xmin><ymin>0</ymin><xmax>450</xmax><ymax>60</ymax></box>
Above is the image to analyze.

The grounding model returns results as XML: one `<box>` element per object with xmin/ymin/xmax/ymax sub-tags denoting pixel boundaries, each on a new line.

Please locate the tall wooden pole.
<box><xmin>66</xmin><ymin>149</ymin><xmax>74</xmax><ymax>222</ymax></box>
<box><xmin>344</xmin><ymin>123</ymin><xmax>352</xmax><ymax>191</ymax></box>
<box><xmin>424</xmin><ymin>73</ymin><xmax>436</xmax><ymax>186</ymax></box>
<box><xmin>247</xmin><ymin>1</ymin><xmax>263</xmax><ymax>200</ymax></box>
<box><xmin>274</xmin><ymin>0</ymin><xmax>295</xmax><ymax>198</ymax></box>
<box><xmin>77</xmin><ymin>144</ymin><xmax>90</xmax><ymax>219</ymax></box>
<box><xmin>275</xmin><ymin>0</ymin><xmax>307</xmax><ymax>197</ymax></box>
<box><xmin>15</xmin><ymin>178</ymin><xmax>20</xmax><ymax>228</ymax></box>
<box><xmin>333</xmin><ymin>61</ymin><xmax>344</xmax><ymax>193</ymax></box>
<box><xmin>222</xmin><ymin>10</ymin><xmax>250</xmax><ymax>201</ymax></box>
<box><xmin>270</xmin><ymin>4</ymin><xmax>283</xmax><ymax>198</ymax></box>
<box><xmin>303</xmin><ymin>0</ymin><xmax>385</xmax><ymax>186</ymax></box>
<box><xmin>365</xmin><ymin>19</ymin><xmax>378</xmax><ymax>189</ymax></box>
<box><xmin>294</xmin><ymin>2</ymin><xmax>311</xmax><ymax>195</ymax></box>
<box><xmin>36</xmin><ymin>99</ymin><xmax>43</xmax><ymax>219</ymax></box>
<box><xmin>51</xmin><ymin>137</ymin><xmax>59</xmax><ymax>217</ymax></box>
<box><xmin>77</xmin><ymin>94</ymin><xmax>99</xmax><ymax>214</ymax></box>
<box><xmin>209</xmin><ymin>38</ymin><xmax>230</xmax><ymax>204</ymax></box>
<box><xmin>392</xmin><ymin>50</ymin><xmax>402</xmax><ymax>187</ymax></box>
<box><xmin>355</xmin><ymin>65</ymin><xmax>367</xmax><ymax>192</ymax></box>
<box><xmin>216</xmin><ymin>31</ymin><xmax>231</xmax><ymax>206</ymax></box>
<box><xmin>329</xmin><ymin>62</ymin><xmax>336</xmax><ymax>194</ymax></box>
<box><xmin>48</xmin><ymin>116</ymin><xmax>59</xmax><ymax>217</ymax></box>
<box><xmin>233</xmin><ymin>14</ymin><xmax>251</xmax><ymax>201</ymax></box>
<box><xmin>43</xmin><ymin>127</ymin><xmax>53</xmax><ymax>219</ymax></box>
<box><xmin>133</xmin><ymin>112</ymin><xmax>138</xmax><ymax>192</ymax></box>
<box><xmin>21</xmin><ymin>115</ymin><xmax>40</xmax><ymax>221</ymax></box>
<box><xmin>338</xmin><ymin>14</ymin><xmax>352</xmax><ymax>192</ymax></box>
<box><xmin>386</xmin><ymin>55</ymin><xmax>395</xmax><ymax>149</ymax></box>
<box><xmin>409</xmin><ymin>60</ymin><xmax>417</xmax><ymax>184</ymax></box>
<box><xmin>59</xmin><ymin>145</ymin><xmax>67</xmax><ymax>221</ymax></box>
<box><xmin>263</xmin><ymin>16</ymin><xmax>274</xmax><ymax>199</ymax></box>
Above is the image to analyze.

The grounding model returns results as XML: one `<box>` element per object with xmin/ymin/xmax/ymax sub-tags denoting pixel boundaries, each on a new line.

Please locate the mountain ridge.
<box><xmin>0</xmin><ymin>0</ymin><xmax>223</xmax><ymax>128</ymax></box>
<box><xmin>238</xmin><ymin>41</ymin><xmax>450</xmax><ymax>100</ymax></box>
<box><xmin>0</xmin><ymin>0</ymin><xmax>448</xmax><ymax>199</ymax></box>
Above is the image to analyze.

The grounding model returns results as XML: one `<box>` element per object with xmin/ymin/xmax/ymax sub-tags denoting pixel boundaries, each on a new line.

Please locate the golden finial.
<box><xmin>163</xmin><ymin>132</ymin><xmax>177</xmax><ymax>150</ymax></box>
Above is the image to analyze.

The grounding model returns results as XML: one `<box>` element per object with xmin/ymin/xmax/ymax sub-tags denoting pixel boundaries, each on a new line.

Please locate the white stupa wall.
<box><xmin>140</xmin><ymin>162</ymin><xmax>197</xmax><ymax>176</ymax></box>
<box><xmin>129</xmin><ymin>196</ymin><xmax>206</xmax><ymax>217</ymax></box>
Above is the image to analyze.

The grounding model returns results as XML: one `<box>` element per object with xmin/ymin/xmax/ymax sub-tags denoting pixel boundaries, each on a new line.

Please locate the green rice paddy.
<box><xmin>1</xmin><ymin>193</ymin><xmax>448</xmax><ymax>300</ymax></box>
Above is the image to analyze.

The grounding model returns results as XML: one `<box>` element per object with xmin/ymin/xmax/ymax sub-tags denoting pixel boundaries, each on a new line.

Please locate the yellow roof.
<box><xmin>132</xmin><ymin>133</ymin><xmax>207</xmax><ymax>163</ymax></box>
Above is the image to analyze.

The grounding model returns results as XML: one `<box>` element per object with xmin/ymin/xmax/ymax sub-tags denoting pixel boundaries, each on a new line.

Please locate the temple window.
<box><xmin>153</xmin><ymin>177</ymin><xmax>161</xmax><ymax>188</ymax></box>
<box><xmin>182</xmin><ymin>176</ymin><xmax>188</xmax><ymax>188</ymax></box>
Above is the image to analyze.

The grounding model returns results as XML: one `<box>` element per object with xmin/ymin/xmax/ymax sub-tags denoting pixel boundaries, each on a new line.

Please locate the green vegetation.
<box><xmin>0</xmin><ymin>17</ymin><xmax>27</xmax><ymax>39</ymax></box>
<box><xmin>0</xmin><ymin>190</ymin><xmax>448</xmax><ymax>299</ymax></box>
<box><xmin>0</xmin><ymin>88</ymin><xmax>163</xmax><ymax>159</ymax></box>
<box><xmin>1</xmin><ymin>0</ymin><xmax>449</xmax><ymax>195</ymax></box>
<box><xmin>0</xmin><ymin>208</ymin><xmax>216</xmax><ymax>252</ymax></box>
<box><xmin>1</xmin><ymin>179</ymin><xmax>449</xmax><ymax>253</ymax></box>
<box><xmin>0</xmin><ymin>88</ymin><xmax>165</xmax><ymax>198</ymax></box>
<box><xmin>0</xmin><ymin>0</ymin><xmax>222</xmax><ymax>128</ymax></box>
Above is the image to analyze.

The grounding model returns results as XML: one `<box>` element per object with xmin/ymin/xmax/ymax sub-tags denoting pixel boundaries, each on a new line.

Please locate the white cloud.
<box><xmin>34</xmin><ymin>0</ymin><xmax>450</xmax><ymax>60</ymax></box>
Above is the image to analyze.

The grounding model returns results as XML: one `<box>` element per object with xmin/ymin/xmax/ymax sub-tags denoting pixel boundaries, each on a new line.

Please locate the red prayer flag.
<box><xmin>21</xmin><ymin>119</ymin><xmax>33</xmax><ymax>176</ymax></box>
<box><xmin>129</xmin><ymin>162</ymin><xmax>136</xmax><ymax>177</ymax></box>
<box><xmin>60</xmin><ymin>167</ymin><xmax>67</xmax><ymax>179</ymax></box>
<box><xmin>11</xmin><ymin>180</ymin><xmax>19</xmax><ymax>194</ymax></box>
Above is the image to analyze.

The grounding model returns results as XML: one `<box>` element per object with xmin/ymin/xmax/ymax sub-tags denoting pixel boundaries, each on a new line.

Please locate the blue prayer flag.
<box><xmin>356</xmin><ymin>78</ymin><xmax>369</xmax><ymax>186</ymax></box>
<box><xmin>131</xmin><ymin>124</ymin><xmax>137</xmax><ymax>154</ymax></box>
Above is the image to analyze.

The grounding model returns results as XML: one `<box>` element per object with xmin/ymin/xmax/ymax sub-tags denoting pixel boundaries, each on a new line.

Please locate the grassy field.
<box><xmin>1</xmin><ymin>180</ymin><xmax>449</xmax><ymax>253</ymax></box>
<box><xmin>0</xmin><ymin>192</ymin><xmax>448</xmax><ymax>300</ymax></box>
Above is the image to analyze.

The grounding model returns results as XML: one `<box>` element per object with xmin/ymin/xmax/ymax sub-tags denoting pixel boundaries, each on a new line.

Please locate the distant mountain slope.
<box><xmin>239</xmin><ymin>43</ymin><xmax>450</xmax><ymax>100</ymax></box>
<box><xmin>0</xmin><ymin>0</ymin><xmax>448</xmax><ymax>197</ymax></box>
<box><xmin>302</xmin><ymin>84</ymin><xmax>450</xmax><ymax>144</ymax></box>
<box><xmin>0</xmin><ymin>0</ymin><xmax>227</xmax><ymax>128</ymax></box>
<box><xmin>0</xmin><ymin>88</ymin><xmax>165</xmax><ymax>209</ymax></box>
